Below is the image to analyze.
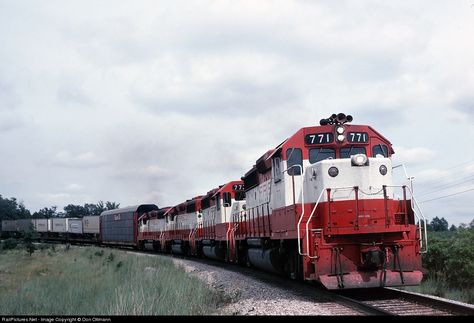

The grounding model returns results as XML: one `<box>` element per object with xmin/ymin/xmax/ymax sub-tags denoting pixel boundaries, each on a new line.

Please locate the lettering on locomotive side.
<box><xmin>114</xmin><ymin>214</ymin><xmax>121</xmax><ymax>221</ymax></box>
<box><xmin>304</xmin><ymin>133</ymin><xmax>334</xmax><ymax>145</ymax></box>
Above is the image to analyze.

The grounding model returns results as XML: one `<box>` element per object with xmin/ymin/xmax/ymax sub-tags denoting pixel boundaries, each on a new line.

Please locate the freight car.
<box><xmin>100</xmin><ymin>204</ymin><xmax>158</xmax><ymax>247</ymax></box>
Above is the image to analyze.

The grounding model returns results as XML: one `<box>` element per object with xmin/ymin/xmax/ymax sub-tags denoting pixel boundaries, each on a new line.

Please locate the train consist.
<box><xmin>1</xmin><ymin>113</ymin><xmax>428</xmax><ymax>290</ymax></box>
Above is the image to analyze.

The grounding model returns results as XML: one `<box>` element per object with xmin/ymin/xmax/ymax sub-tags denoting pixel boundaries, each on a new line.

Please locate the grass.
<box><xmin>398</xmin><ymin>277</ymin><xmax>474</xmax><ymax>305</ymax></box>
<box><xmin>0</xmin><ymin>243</ymin><xmax>225</xmax><ymax>315</ymax></box>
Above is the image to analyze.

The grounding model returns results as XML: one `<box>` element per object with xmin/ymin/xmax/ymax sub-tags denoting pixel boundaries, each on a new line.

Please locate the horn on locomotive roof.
<box><xmin>319</xmin><ymin>113</ymin><xmax>353</xmax><ymax>126</ymax></box>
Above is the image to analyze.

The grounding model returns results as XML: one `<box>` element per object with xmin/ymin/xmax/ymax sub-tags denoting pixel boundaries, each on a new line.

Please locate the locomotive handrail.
<box><xmin>283</xmin><ymin>164</ymin><xmax>305</xmax><ymax>256</ymax></box>
<box><xmin>393</xmin><ymin>164</ymin><xmax>415</xmax><ymax>194</ymax></box>
<box><xmin>384</xmin><ymin>185</ymin><xmax>428</xmax><ymax>253</ymax></box>
<box><xmin>303</xmin><ymin>188</ymin><xmax>326</xmax><ymax>258</ymax></box>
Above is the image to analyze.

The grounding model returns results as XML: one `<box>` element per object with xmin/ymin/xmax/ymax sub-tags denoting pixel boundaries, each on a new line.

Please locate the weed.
<box><xmin>2</xmin><ymin>239</ymin><xmax>18</xmax><ymax>250</ymax></box>
<box><xmin>107</xmin><ymin>253</ymin><xmax>115</xmax><ymax>263</ymax></box>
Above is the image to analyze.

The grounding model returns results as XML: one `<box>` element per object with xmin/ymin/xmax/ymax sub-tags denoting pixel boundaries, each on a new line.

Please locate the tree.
<box><xmin>105</xmin><ymin>201</ymin><xmax>120</xmax><ymax>210</ymax></box>
<box><xmin>430</xmin><ymin>216</ymin><xmax>449</xmax><ymax>232</ymax></box>
<box><xmin>449</xmin><ymin>224</ymin><xmax>457</xmax><ymax>232</ymax></box>
<box><xmin>0</xmin><ymin>195</ymin><xmax>31</xmax><ymax>220</ymax></box>
<box><xmin>63</xmin><ymin>204</ymin><xmax>87</xmax><ymax>218</ymax></box>
<box><xmin>32</xmin><ymin>206</ymin><xmax>57</xmax><ymax>219</ymax></box>
<box><xmin>63</xmin><ymin>201</ymin><xmax>120</xmax><ymax>217</ymax></box>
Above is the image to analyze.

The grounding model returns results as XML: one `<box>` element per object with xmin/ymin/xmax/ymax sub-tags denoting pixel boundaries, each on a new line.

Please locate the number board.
<box><xmin>348</xmin><ymin>132</ymin><xmax>369</xmax><ymax>143</ymax></box>
<box><xmin>305</xmin><ymin>133</ymin><xmax>334</xmax><ymax>145</ymax></box>
<box><xmin>233</xmin><ymin>184</ymin><xmax>245</xmax><ymax>191</ymax></box>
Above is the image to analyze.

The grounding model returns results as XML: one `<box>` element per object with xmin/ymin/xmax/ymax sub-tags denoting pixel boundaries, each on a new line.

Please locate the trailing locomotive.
<box><xmin>1</xmin><ymin>113</ymin><xmax>428</xmax><ymax>290</ymax></box>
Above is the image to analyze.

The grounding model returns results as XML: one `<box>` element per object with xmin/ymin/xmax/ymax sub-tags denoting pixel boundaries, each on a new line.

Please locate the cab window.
<box><xmin>235</xmin><ymin>191</ymin><xmax>245</xmax><ymax>201</ymax></box>
<box><xmin>286</xmin><ymin>148</ymin><xmax>302</xmax><ymax>176</ymax></box>
<box><xmin>309</xmin><ymin>148</ymin><xmax>335</xmax><ymax>164</ymax></box>
<box><xmin>372</xmin><ymin>144</ymin><xmax>389</xmax><ymax>158</ymax></box>
<box><xmin>340</xmin><ymin>147</ymin><xmax>367</xmax><ymax>158</ymax></box>
<box><xmin>216</xmin><ymin>193</ymin><xmax>221</xmax><ymax>211</ymax></box>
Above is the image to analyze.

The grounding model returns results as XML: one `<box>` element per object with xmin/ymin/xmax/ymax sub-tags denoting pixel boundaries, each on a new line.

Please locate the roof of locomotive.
<box><xmin>212</xmin><ymin>180</ymin><xmax>244</xmax><ymax>197</ymax></box>
<box><xmin>247</xmin><ymin>122</ymin><xmax>393</xmax><ymax>173</ymax></box>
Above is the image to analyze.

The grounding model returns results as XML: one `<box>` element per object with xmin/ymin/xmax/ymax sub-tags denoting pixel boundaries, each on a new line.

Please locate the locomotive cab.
<box><xmin>200</xmin><ymin>180</ymin><xmax>246</xmax><ymax>261</ymax></box>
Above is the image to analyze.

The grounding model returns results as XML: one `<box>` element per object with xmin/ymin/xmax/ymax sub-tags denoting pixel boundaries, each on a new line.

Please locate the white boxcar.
<box><xmin>1</xmin><ymin>220</ymin><xmax>17</xmax><ymax>232</ymax></box>
<box><xmin>82</xmin><ymin>216</ymin><xmax>100</xmax><ymax>234</ymax></box>
<box><xmin>50</xmin><ymin>218</ymin><xmax>67</xmax><ymax>233</ymax></box>
<box><xmin>67</xmin><ymin>218</ymin><xmax>83</xmax><ymax>234</ymax></box>
<box><xmin>34</xmin><ymin>219</ymin><xmax>48</xmax><ymax>233</ymax></box>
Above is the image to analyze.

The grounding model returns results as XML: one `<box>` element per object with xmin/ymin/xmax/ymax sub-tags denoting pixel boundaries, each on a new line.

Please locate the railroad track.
<box><xmin>332</xmin><ymin>287</ymin><xmax>474</xmax><ymax>316</ymax></box>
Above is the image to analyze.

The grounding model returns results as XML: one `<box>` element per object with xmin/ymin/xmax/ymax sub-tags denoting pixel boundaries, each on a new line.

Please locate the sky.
<box><xmin>1</xmin><ymin>0</ymin><xmax>473</xmax><ymax>226</ymax></box>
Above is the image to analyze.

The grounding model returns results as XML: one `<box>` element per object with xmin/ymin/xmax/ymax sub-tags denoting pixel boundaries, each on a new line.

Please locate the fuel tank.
<box><xmin>202</xmin><ymin>245</ymin><xmax>225</xmax><ymax>260</ymax></box>
<box><xmin>247</xmin><ymin>248</ymin><xmax>283</xmax><ymax>274</ymax></box>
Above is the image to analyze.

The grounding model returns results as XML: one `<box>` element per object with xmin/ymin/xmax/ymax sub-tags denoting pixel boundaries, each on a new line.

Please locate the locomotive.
<box><xmin>1</xmin><ymin>113</ymin><xmax>428</xmax><ymax>290</ymax></box>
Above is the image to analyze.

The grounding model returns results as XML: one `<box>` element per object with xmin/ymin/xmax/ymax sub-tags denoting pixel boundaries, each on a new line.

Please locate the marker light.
<box><xmin>336</xmin><ymin>126</ymin><xmax>344</xmax><ymax>134</ymax></box>
<box><xmin>328</xmin><ymin>167</ymin><xmax>339</xmax><ymax>177</ymax></box>
<box><xmin>337</xmin><ymin>134</ymin><xmax>345</xmax><ymax>142</ymax></box>
<box><xmin>351</xmin><ymin>154</ymin><xmax>368</xmax><ymax>166</ymax></box>
<box><xmin>379</xmin><ymin>165</ymin><xmax>388</xmax><ymax>176</ymax></box>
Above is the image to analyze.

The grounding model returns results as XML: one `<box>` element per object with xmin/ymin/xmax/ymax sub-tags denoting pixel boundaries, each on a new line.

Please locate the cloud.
<box><xmin>52</xmin><ymin>151</ymin><xmax>106</xmax><ymax>168</ymax></box>
<box><xmin>66</xmin><ymin>184</ymin><xmax>84</xmax><ymax>191</ymax></box>
<box><xmin>0</xmin><ymin>111</ymin><xmax>25</xmax><ymax>132</ymax></box>
<box><xmin>452</xmin><ymin>96</ymin><xmax>474</xmax><ymax>117</ymax></box>
<box><xmin>392</xmin><ymin>146</ymin><xmax>436</xmax><ymax>166</ymax></box>
<box><xmin>113</xmin><ymin>165</ymin><xmax>172</xmax><ymax>181</ymax></box>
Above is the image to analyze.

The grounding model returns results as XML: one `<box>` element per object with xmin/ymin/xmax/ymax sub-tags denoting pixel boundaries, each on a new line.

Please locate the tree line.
<box><xmin>0</xmin><ymin>194</ymin><xmax>120</xmax><ymax>220</ymax></box>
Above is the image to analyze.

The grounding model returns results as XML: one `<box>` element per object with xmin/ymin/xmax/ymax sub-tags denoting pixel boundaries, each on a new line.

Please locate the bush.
<box><xmin>22</xmin><ymin>231</ymin><xmax>37</xmax><ymax>256</ymax></box>
<box><xmin>2</xmin><ymin>238</ymin><xmax>19</xmax><ymax>250</ymax></box>
<box><xmin>423</xmin><ymin>229</ymin><xmax>474</xmax><ymax>288</ymax></box>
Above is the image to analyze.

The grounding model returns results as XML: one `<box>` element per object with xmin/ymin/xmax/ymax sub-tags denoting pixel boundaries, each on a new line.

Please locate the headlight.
<box><xmin>351</xmin><ymin>154</ymin><xmax>368</xmax><ymax>166</ymax></box>
<box><xmin>379</xmin><ymin>165</ymin><xmax>388</xmax><ymax>176</ymax></box>
<box><xmin>336</xmin><ymin>126</ymin><xmax>344</xmax><ymax>134</ymax></box>
<box><xmin>328</xmin><ymin>167</ymin><xmax>339</xmax><ymax>177</ymax></box>
<box><xmin>337</xmin><ymin>134</ymin><xmax>345</xmax><ymax>142</ymax></box>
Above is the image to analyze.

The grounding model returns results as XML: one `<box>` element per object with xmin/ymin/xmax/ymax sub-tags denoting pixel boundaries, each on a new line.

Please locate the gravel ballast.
<box><xmin>171</xmin><ymin>257</ymin><xmax>362</xmax><ymax>315</ymax></box>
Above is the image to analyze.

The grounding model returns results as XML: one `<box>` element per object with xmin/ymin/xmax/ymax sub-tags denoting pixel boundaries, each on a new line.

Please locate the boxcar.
<box><xmin>16</xmin><ymin>219</ymin><xmax>34</xmax><ymax>232</ymax></box>
<box><xmin>67</xmin><ymin>218</ymin><xmax>83</xmax><ymax>235</ymax></box>
<box><xmin>34</xmin><ymin>219</ymin><xmax>48</xmax><ymax>233</ymax></box>
<box><xmin>82</xmin><ymin>216</ymin><xmax>100</xmax><ymax>234</ymax></box>
<box><xmin>100</xmin><ymin>204</ymin><xmax>159</xmax><ymax>247</ymax></box>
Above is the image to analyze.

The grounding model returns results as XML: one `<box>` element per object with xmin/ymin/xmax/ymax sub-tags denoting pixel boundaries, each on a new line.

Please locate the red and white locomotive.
<box><xmin>123</xmin><ymin>113</ymin><xmax>428</xmax><ymax>289</ymax></box>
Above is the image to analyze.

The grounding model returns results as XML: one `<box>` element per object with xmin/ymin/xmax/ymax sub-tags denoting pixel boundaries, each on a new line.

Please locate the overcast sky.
<box><xmin>1</xmin><ymin>1</ymin><xmax>473</xmax><ymax>225</ymax></box>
